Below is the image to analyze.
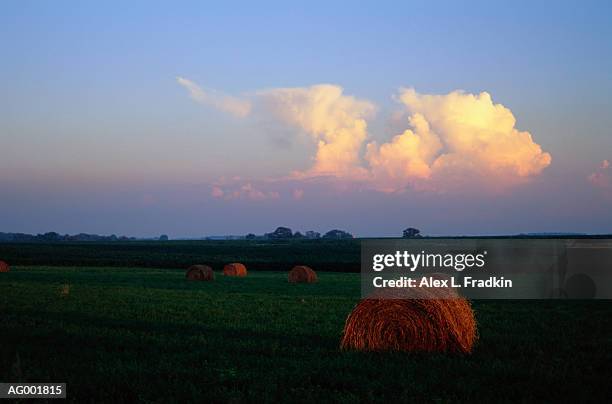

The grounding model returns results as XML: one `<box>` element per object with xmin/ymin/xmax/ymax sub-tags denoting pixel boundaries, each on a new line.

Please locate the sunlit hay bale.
<box><xmin>186</xmin><ymin>265</ymin><xmax>215</xmax><ymax>281</ymax></box>
<box><xmin>340</xmin><ymin>282</ymin><xmax>477</xmax><ymax>354</ymax></box>
<box><xmin>223</xmin><ymin>263</ymin><xmax>247</xmax><ymax>277</ymax></box>
<box><xmin>288</xmin><ymin>265</ymin><xmax>318</xmax><ymax>283</ymax></box>
<box><xmin>0</xmin><ymin>261</ymin><xmax>9</xmax><ymax>273</ymax></box>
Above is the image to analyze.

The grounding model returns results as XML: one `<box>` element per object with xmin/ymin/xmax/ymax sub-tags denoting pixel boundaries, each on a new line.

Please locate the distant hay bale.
<box><xmin>0</xmin><ymin>261</ymin><xmax>9</xmax><ymax>273</ymax></box>
<box><xmin>340</xmin><ymin>283</ymin><xmax>477</xmax><ymax>354</ymax></box>
<box><xmin>186</xmin><ymin>265</ymin><xmax>214</xmax><ymax>281</ymax></box>
<box><xmin>59</xmin><ymin>284</ymin><xmax>71</xmax><ymax>298</ymax></box>
<box><xmin>223</xmin><ymin>263</ymin><xmax>247</xmax><ymax>277</ymax></box>
<box><xmin>288</xmin><ymin>265</ymin><xmax>317</xmax><ymax>283</ymax></box>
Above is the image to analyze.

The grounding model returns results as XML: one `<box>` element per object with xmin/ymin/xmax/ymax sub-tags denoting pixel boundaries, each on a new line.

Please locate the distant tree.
<box><xmin>266</xmin><ymin>226</ymin><xmax>293</xmax><ymax>239</ymax></box>
<box><xmin>293</xmin><ymin>231</ymin><xmax>304</xmax><ymax>239</ymax></box>
<box><xmin>40</xmin><ymin>232</ymin><xmax>61</xmax><ymax>241</ymax></box>
<box><xmin>402</xmin><ymin>228</ymin><xmax>422</xmax><ymax>238</ymax></box>
<box><xmin>245</xmin><ymin>233</ymin><xmax>257</xmax><ymax>240</ymax></box>
<box><xmin>159</xmin><ymin>234</ymin><xmax>169</xmax><ymax>241</ymax></box>
<box><xmin>322</xmin><ymin>229</ymin><xmax>353</xmax><ymax>239</ymax></box>
<box><xmin>305</xmin><ymin>231</ymin><xmax>321</xmax><ymax>239</ymax></box>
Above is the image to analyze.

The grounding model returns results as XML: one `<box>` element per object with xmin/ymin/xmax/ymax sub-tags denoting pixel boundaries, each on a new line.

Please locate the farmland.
<box><xmin>1</xmin><ymin>260</ymin><xmax>611</xmax><ymax>402</ymax></box>
<box><xmin>0</xmin><ymin>239</ymin><xmax>360</xmax><ymax>272</ymax></box>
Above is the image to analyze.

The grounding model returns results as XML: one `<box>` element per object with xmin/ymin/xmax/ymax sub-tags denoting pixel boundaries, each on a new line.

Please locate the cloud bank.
<box><xmin>178</xmin><ymin>78</ymin><xmax>552</xmax><ymax>193</ymax></box>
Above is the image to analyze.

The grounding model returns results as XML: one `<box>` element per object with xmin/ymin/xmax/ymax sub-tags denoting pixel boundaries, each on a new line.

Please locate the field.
<box><xmin>1</xmin><ymin>263</ymin><xmax>611</xmax><ymax>402</ymax></box>
<box><xmin>0</xmin><ymin>240</ymin><xmax>360</xmax><ymax>271</ymax></box>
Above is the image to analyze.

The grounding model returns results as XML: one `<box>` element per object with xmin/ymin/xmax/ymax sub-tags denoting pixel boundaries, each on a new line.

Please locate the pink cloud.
<box><xmin>211</xmin><ymin>186</ymin><xmax>225</xmax><ymax>198</ymax></box>
<box><xmin>292</xmin><ymin>189</ymin><xmax>304</xmax><ymax>200</ymax></box>
<box><xmin>588</xmin><ymin>160</ymin><xmax>611</xmax><ymax>190</ymax></box>
<box><xmin>211</xmin><ymin>182</ymin><xmax>280</xmax><ymax>201</ymax></box>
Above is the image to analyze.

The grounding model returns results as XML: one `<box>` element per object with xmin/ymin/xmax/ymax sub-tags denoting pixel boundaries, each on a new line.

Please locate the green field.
<box><xmin>1</xmin><ymin>266</ymin><xmax>611</xmax><ymax>402</ymax></box>
<box><xmin>0</xmin><ymin>240</ymin><xmax>360</xmax><ymax>271</ymax></box>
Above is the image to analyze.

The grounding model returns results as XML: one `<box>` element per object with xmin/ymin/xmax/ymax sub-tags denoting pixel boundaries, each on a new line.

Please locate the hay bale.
<box><xmin>59</xmin><ymin>284</ymin><xmax>71</xmax><ymax>298</ymax></box>
<box><xmin>0</xmin><ymin>261</ymin><xmax>9</xmax><ymax>273</ymax></box>
<box><xmin>186</xmin><ymin>265</ymin><xmax>214</xmax><ymax>281</ymax></box>
<box><xmin>288</xmin><ymin>265</ymin><xmax>317</xmax><ymax>283</ymax></box>
<box><xmin>340</xmin><ymin>283</ymin><xmax>477</xmax><ymax>353</ymax></box>
<box><xmin>223</xmin><ymin>263</ymin><xmax>247</xmax><ymax>277</ymax></box>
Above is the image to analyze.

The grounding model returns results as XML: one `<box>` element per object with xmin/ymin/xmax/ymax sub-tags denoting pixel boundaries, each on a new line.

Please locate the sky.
<box><xmin>1</xmin><ymin>1</ymin><xmax>612</xmax><ymax>237</ymax></box>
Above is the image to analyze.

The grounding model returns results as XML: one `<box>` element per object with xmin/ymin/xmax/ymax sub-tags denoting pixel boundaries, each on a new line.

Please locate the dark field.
<box><xmin>1</xmin><ymin>265</ymin><xmax>611</xmax><ymax>403</ymax></box>
<box><xmin>0</xmin><ymin>240</ymin><xmax>360</xmax><ymax>271</ymax></box>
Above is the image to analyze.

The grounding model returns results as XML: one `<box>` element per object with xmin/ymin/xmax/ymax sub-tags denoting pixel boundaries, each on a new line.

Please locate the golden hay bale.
<box><xmin>186</xmin><ymin>265</ymin><xmax>214</xmax><ymax>281</ymax></box>
<box><xmin>340</xmin><ymin>284</ymin><xmax>477</xmax><ymax>353</ymax></box>
<box><xmin>288</xmin><ymin>265</ymin><xmax>317</xmax><ymax>283</ymax></box>
<box><xmin>0</xmin><ymin>261</ymin><xmax>9</xmax><ymax>273</ymax></box>
<box><xmin>223</xmin><ymin>263</ymin><xmax>247</xmax><ymax>277</ymax></box>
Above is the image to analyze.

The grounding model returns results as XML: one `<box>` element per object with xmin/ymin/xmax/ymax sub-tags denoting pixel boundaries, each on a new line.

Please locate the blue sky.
<box><xmin>1</xmin><ymin>1</ymin><xmax>611</xmax><ymax>237</ymax></box>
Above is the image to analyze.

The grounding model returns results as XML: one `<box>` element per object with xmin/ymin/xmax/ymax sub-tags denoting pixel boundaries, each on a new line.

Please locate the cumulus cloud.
<box><xmin>258</xmin><ymin>84</ymin><xmax>376</xmax><ymax>177</ymax></box>
<box><xmin>179</xmin><ymin>78</ymin><xmax>551</xmax><ymax>194</ymax></box>
<box><xmin>366</xmin><ymin>89</ymin><xmax>552</xmax><ymax>191</ymax></box>
<box><xmin>176</xmin><ymin>77</ymin><xmax>251</xmax><ymax>117</ymax></box>
<box><xmin>588</xmin><ymin>160</ymin><xmax>611</xmax><ymax>190</ymax></box>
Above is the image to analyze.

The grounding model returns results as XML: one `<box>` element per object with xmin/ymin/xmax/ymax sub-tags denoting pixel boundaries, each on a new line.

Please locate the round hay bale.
<box><xmin>186</xmin><ymin>265</ymin><xmax>214</xmax><ymax>281</ymax></box>
<box><xmin>288</xmin><ymin>265</ymin><xmax>317</xmax><ymax>283</ymax></box>
<box><xmin>0</xmin><ymin>261</ymin><xmax>9</xmax><ymax>273</ymax></box>
<box><xmin>340</xmin><ymin>283</ymin><xmax>477</xmax><ymax>353</ymax></box>
<box><xmin>223</xmin><ymin>263</ymin><xmax>247</xmax><ymax>277</ymax></box>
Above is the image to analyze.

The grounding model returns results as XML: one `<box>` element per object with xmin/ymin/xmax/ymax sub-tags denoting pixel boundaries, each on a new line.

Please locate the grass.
<box><xmin>1</xmin><ymin>266</ymin><xmax>611</xmax><ymax>402</ymax></box>
<box><xmin>0</xmin><ymin>239</ymin><xmax>360</xmax><ymax>271</ymax></box>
